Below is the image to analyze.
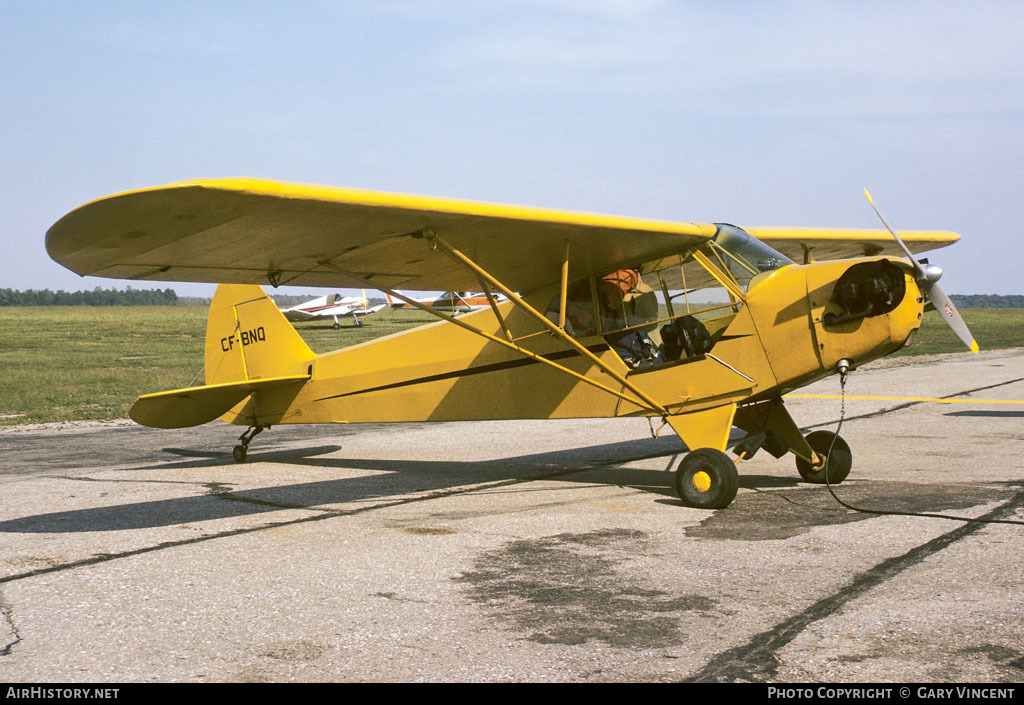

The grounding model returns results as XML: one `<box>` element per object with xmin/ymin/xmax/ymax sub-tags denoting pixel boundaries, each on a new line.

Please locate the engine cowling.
<box><xmin>824</xmin><ymin>259</ymin><xmax>906</xmax><ymax>326</ymax></box>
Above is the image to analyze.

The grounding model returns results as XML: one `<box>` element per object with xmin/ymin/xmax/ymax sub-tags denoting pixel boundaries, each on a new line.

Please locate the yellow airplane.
<box><xmin>46</xmin><ymin>178</ymin><xmax>977</xmax><ymax>509</ymax></box>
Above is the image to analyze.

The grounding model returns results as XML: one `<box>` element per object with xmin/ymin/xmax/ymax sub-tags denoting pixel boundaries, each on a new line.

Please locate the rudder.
<box><xmin>204</xmin><ymin>284</ymin><xmax>316</xmax><ymax>386</ymax></box>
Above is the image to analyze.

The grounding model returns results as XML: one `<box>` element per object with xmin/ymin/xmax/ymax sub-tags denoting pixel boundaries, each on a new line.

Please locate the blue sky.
<box><xmin>3</xmin><ymin>0</ymin><xmax>1022</xmax><ymax>296</ymax></box>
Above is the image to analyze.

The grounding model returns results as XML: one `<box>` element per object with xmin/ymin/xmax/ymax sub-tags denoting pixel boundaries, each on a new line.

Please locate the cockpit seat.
<box><xmin>661</xmin><ymin>316</ymin><xmax>713</xmax><ymax>362</ymax></box>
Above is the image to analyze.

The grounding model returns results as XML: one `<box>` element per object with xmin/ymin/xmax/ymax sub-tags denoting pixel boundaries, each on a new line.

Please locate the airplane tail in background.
<box><xmin>204</xmin><ymin>284</ymin><xmax>316</xmax><ymax>386</ymax></box>
<box><xmin>384</xmin><ymin>290</ymin><xmax>408</xmax><ymax>308</ymax></box>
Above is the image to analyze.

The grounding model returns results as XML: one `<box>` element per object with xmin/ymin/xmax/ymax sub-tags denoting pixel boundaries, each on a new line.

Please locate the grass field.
<box><xmin>0</xmin><ymin>305</ymin><xmax>1020</xmax><ymax>426</ymax></box>
<box><xmin>0</xmin><ymin>307</ymin><xmax>436</xmax><ymax>425</ymax></box>
<box><xmin>892</xmin><ymin>308</ymin><xmax>1023</xmax><ymax>356</ymax></box>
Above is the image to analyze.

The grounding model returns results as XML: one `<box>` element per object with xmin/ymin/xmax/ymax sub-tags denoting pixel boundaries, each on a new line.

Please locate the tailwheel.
<box><xmin>232</xmin><ymin>424</ymin><xmax>266</xmax><ymax>464</ymax></box>
<box><xmin>675</xmin><ymin>448</ymin><xmax>738</xmax><ymax>509</ymax></box>
<box><xmin>795</xmin><ymin>430</ymin><xmax>852</xmax><ymax>484</ymax></box>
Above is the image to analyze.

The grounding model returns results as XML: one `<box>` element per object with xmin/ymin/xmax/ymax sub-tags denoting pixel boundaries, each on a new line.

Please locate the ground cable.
<box><xmin>822</xmin><ymin>370</ymin><xmax>1024</xmax><ymax>526</ymax></box>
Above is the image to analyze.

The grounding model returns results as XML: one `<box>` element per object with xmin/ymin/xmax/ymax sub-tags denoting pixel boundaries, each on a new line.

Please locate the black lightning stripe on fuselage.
<box><xmin>313</xmin><ymin>344</ymin><xmax>610</xmax><ymax>402</ymax></box>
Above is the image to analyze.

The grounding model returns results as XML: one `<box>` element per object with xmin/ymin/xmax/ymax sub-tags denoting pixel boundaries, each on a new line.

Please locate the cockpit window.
<box><xmin>548</xmin><ymin>269</ymin><xmax>657</xmax><ymax>339</ymax></box>
<box><xmin>542</xmin><ymin>225</ymin><xmax>795</xmax><ymax>369</ymax></box>
<box><xmin>703</xmin><ymin>224</ymin><xmax>794</xmax><ymax>291</ymax></box>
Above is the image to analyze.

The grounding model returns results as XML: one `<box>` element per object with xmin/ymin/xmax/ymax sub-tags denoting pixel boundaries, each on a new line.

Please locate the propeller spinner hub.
<box><xmin>922</xmin><ymin>263</ymin><xmax>943</xmax><ymax>283</ymax></box>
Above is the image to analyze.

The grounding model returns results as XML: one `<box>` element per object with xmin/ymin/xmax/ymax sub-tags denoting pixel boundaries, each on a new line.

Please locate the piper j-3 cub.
<box><xmin>46</xmin><ymin>179</ymin><xmax>977</xmax><ymax>509</ymax></box>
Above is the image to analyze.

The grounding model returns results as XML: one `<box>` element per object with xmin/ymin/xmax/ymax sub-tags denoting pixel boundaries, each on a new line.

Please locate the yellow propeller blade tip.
<box><xmin>970</xmin><ymin>340</ymin><xmax>979</xmax><ymax>354</ymax></box>
<box><xmin>863</xmin><ymin>189</ymin><xmax>873</xmax><ymax>204</ymax></box>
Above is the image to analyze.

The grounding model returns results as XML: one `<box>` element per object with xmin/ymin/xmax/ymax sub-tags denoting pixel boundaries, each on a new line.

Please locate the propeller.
<box><xmin>864</xmin><ymin>190</ymin><xmax>978</xmax><ymax>354</ymax></box>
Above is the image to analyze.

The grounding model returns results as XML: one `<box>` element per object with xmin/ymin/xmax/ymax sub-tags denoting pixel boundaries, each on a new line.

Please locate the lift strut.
<box><xmin>319</xmin><ymin>242</ymin><xmax>669</xmax><ymax>416</ymax></box>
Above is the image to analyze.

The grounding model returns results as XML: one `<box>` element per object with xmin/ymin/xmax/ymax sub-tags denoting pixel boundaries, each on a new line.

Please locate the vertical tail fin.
<box><xmin>204</xmin><ymin>284</ymin><xmax>315</xmax><ymax>386</ymax></box>
<box><xmin>385</xmin><ymin>290</ymin><xmax>409</xmax><ymax>308</ymax></box>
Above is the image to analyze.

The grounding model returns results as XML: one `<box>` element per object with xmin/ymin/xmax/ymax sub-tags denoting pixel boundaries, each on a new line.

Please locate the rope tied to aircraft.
<box><xmin>821</xmin><ymin>367</ymin><xmax>1024</xmax><ymax>527</ymax></box>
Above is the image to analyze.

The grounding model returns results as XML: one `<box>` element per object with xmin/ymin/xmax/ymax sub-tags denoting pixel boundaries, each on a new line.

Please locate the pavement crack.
<box><xmin>683</xmin><ymin>488</ymin><xmax>1024</xmax><ymax>682</ymax></box>
<box><xmin>373</xmin><ymin>591</ymin><xmax>430</xmax><ymax>604</ymax></box>
<box><xmin>0</xmin><ymin>591</ymin><xmax>22</xmax><ymax>657</ymax></box>
<box><xmin>48</xmin><ymin>475</ymin><xmax>230</xmax><ymax>489</ymax></box>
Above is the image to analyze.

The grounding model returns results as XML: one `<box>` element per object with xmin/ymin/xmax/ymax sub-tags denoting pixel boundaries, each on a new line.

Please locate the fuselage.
<box><xmin>215</xmin><ymin>255</ymin><xmax>924</xmax><ymax>428</ymax></box>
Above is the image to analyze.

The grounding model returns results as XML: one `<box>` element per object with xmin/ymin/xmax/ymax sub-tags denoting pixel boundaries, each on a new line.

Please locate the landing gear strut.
<box><xmin>233</xmin><ymin>425</ymin><xmax>266</xmax><ymax>463</ymax></box>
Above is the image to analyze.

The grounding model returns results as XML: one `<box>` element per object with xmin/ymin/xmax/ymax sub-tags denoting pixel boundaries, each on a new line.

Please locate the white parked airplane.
<box><xmin>279</xmin><ymin>291</ymin><xmax>385</xmax><ymax>328</ymax></box>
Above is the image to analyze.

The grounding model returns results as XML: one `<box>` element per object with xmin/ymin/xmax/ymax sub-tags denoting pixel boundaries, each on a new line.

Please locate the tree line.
<box><xmin>0</xmin><ymin>287</ymin><xmax>179</xmax><ymax>306</ymax></box>
<box><xmin>949</xmin><ymin>294</ymin><xmax>1024</xmax><ymax>308</ymax></box>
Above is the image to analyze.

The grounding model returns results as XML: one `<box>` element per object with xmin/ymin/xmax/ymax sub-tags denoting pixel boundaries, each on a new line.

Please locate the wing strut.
<box><xmin>318</xmin><ymin>262</ymin><xmax>664</xmax><ymax>415</ymax></box>
<box><xmin>475</xmin><ymin>276</ymin><xmax>513</xmax><ymax>341</ymax></box>
<box><xmin>416</xmin><ymin>231</ymin><xmax>669</xmax><ymax>416</ymax></box>
<box><xmin>559</xmin><ymin>239</ymin><xmax>570</xmax><ymax>330</ymax></box>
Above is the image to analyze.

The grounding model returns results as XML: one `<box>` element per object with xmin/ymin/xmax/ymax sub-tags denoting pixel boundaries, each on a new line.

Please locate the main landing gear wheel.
<box><xmin>795</xmin><ymin>430</ymin><xmax>852</xmax><ymax>484</ymax></box>
<box><xmin>674</xmin><ymin>448</ymin><xmax>738</xmax><ymax>509</ymax></box>
<box><xmin>232</xmin><ymin>445</ymin><xmax>247</xmax><ymax>463</ymax></box>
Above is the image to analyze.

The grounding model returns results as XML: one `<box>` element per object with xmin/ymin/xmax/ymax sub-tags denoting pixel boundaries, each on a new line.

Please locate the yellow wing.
<box><xmin>47</xmin><ymin>178</ymin><xmax>714</xmax><ymax>294</ymax></box>
<box><xmin>744</xmin><ymin>226</ymin><xmax>960</xmax><ymax>264</ymax></box>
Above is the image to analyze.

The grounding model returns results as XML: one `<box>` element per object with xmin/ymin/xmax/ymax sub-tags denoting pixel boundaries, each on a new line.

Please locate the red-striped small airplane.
<box><xmin>384</xmin><ymin>291</ymin><xmax>509</xmax><ymax>314</ymax></box>
<box><xmin>280</xmin><ymin>291</ymin><xmax>385</xmax><ymax>328</ymax></box>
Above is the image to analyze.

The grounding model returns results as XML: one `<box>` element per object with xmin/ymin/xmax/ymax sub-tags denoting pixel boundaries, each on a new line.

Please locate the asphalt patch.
<box><xmin>685</xmin><ymin>490</ymin><xmax>1024</xmax><ymax>682</ymax></box>
<box><xmin>455</xmin><ymin>528</ymin><xmax>717</xmax><ymax>648</ymax></box>
<box><xmin>685</xmin><ymin>481</ymin><xmax>1012</xmax><ymax>541</ymax></box>
<box><xmin>963</xmin><ymin>644</ymin><xmax>1024</xmax><ymax>664</ymax></box>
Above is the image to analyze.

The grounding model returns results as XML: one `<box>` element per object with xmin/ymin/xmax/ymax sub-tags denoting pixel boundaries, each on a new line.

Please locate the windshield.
<box><xmin>703</xmin><ymin>224</ymin><xmax>794</xmax><ymax>291</ymax></box>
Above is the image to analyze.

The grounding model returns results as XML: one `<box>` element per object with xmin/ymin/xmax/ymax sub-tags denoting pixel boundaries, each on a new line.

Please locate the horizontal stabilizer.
<box><xmin>129</xmin><ymin>375</ymin><xmax>310</xmax><ymax>429</ymax></box>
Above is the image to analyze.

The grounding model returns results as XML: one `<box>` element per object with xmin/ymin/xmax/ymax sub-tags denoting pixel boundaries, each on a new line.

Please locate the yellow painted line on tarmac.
<box><xmin>785</xmin><ymin>394</ymin><xmax>1024</xmax><ymax>405</ymax></box>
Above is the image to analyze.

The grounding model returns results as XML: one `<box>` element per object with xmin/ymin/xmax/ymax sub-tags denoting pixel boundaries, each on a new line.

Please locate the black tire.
<box><xmin>796</xmin><ymin>431</ymin><xmax>851</xmax><ymax>484</ymax></box>
<box><xmin>232</xmin><ymin>445</ymin><xmax>247</xmax><ymax>463</ymax></box>
<box><xmin>674</xmin><ymin>448</ymin><xmax>739</xmax><ymax>509</ymax></box>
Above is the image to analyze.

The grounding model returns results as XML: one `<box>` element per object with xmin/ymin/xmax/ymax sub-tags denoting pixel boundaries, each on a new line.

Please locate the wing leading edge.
<box><xmin>47</xmin><ymin>178</ymin><xmax>714</xmax><ymax>295</ymax></box>
<box><xmin>47</xmin><ymin>179</ymin><xmax>962</xmax><ymax>294</ymax></box>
